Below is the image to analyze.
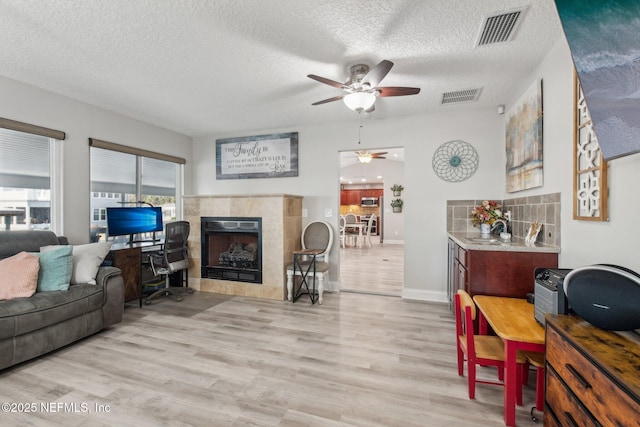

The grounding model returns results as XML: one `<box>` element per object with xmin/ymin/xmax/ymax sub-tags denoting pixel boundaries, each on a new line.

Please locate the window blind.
<box><xmin>0</xmin><ymin>127</ymin><xmax>50</xmax><ymax>189</ymax></box>
<box><xmin>0</xmin><ymin>117</ymin><xmax>65</xmax><ymax>140</ymax></box>
<box><xmin>89</xmin><ymin>138</ymin><xmax>185</xmax><ymax>164</ymax></box>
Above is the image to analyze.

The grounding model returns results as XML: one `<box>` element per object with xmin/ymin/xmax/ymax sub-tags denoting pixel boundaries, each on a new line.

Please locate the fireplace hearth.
<box><xmin>201</xmin><ymin>217</ymin><xmax>262</xmax><ymax>284</ymax></box>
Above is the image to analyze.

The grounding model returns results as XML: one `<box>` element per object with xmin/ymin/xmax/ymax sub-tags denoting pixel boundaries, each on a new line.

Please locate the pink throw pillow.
<box><xmin>0</xmin><ymin>252</ymin><xmax>40</xmax><ymax>300</ymax></box>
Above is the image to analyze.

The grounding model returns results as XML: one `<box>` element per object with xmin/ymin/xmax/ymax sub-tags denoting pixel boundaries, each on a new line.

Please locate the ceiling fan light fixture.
<box><xmin>357</xmin><ymin>152</ymin><xmax>373</xmax><ymax>163</ymax></box>
<box><xmin>343</xmin><ymin>92</ymin><xmax>376</xmax><ymax>112</ymax></box>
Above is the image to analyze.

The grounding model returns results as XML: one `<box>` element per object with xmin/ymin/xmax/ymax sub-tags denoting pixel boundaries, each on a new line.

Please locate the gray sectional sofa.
<box><xmin>0</xmin><ymin>230</ymin><xmax>124</xmax><ymax>370</ymax></box>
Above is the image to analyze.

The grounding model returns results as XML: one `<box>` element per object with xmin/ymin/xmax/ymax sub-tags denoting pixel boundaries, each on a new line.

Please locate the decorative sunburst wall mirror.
<box><xmin>432</xmin><ymin>140</ymin><xmax>479</xmax><ymax>182</ymax></box>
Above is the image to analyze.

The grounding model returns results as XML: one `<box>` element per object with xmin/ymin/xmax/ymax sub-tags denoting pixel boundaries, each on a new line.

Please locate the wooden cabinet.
<box><xmin>454</xmin><ymin>243</ymin><xmax>467</xmax><ymax>296</ymax></box>
<box><xmin>340</xmin><ymin>190</ymin><xmax>361</xmax><ymax>205</ymax></box>
<box><xmin>447</xmin><ymin>239</ymin><xmax>557</xmax><ymax>299</ymax></box>
<box><xmin>340</xmin><ymin>189</ymin><xmax>383</xmax><ymax>206</ymax></box>
<box><xmin>106</xmin><ymin>247</ymin><xmax>141</xmax><ymax>303</ymax></box>
<box><xmin>360</xmin><ymin>189</ymin><xmax>383</xmax><ymax>198</ymax></box>
<box><xmin>544</xmin><ymin>315</ymin><xmax>640</xmax><ymax>426</ymax></box>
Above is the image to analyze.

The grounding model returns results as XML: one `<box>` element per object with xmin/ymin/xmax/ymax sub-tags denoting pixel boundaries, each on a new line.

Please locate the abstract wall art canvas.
<box><xmin>505</xmin><ymin>79</ymin><xmax>543</xmax><ymax>193</ymax></box>
<box><xmin>555</xmin><ymin>1</ymin><xmax>640</xmax><ymax>160</ymax></box>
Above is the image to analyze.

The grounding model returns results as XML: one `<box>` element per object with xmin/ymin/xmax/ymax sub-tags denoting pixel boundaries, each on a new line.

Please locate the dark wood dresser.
<box><xmin>544</xmin><ymin>314</ymin><xmax>640</xmax><ymax>426</ymax></box>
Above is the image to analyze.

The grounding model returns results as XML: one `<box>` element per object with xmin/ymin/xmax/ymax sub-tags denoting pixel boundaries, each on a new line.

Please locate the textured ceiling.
<box><xmin>0</xmin><ymin>0</ymin><xmax>563</xmax><ymax>138</ymax></box>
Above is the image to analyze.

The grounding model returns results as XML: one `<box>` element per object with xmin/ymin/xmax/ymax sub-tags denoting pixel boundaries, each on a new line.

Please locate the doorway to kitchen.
<box><xmin>338</xmin><ymin>147</ymin><xmax>405</xmax><ymax>296</ymax></box>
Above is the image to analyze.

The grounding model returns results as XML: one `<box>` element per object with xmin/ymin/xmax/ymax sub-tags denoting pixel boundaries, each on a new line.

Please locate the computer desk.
<box><xmin>107</xmin><ymin>240</ymin><xmax>164</xmax><ymax>307</ymax></box>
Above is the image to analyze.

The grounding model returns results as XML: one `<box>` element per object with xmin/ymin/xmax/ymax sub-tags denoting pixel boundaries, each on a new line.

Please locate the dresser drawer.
<box><xmin>546</xmin><ymin>365</ymin><xmax>598</xmax><ymax>427</ymax></box>
<box><xmin>546</xmin><ymin>325</ymin><xmax>640</xmax><ymax>426</ymax></box>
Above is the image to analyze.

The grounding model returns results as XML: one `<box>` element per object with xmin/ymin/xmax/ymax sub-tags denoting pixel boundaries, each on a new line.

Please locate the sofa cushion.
<box><xmin>32</xmin><ymin>246</ymin><xmax>74</xmax><ymax>292</ymax></box>
<box><xmin>0</xmin><ymin>230</ymin><xmax>64</xmax><ymax>260</ymax></box>
<box><xmin>0</xmin><ymin>252</ymin><xmax>40</xmax><ymax>301</ymax></box>
<box><xmin>41</xmin><ymin>242</ymin><xmax>111</xmax><ymax>285</ymax></box>
<box><xmin>0</xmin><ymin>283</ymin><xmax>104</xmax><ymax>340</ymax></box>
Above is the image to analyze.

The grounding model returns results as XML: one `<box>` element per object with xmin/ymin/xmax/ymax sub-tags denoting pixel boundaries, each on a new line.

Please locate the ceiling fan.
<box><xmin>356</xmin><ymin>151</ymin><xmax>387</xmax><ymax>163</ymax></box>
<box><xmin>308</xmin><ymin>60</ymin><xmax>421</xmax><ymax>113</ymax></box>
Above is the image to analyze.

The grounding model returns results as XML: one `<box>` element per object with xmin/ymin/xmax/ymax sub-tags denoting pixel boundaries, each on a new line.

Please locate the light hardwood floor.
<box><xmin>0</xmin><ymin>292</ymin><xmax>540</xmax><ymax>426</ymax></box>
<box><xmin>340</xmin><ymin>242</ymin><xmax>404</xmax><ymax>296</ymax></box>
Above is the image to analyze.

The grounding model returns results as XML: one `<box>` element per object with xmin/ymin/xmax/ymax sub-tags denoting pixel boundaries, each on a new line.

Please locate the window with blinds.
<box><xmin>0</xmin><ymin>127</ymin><xmax>53</xmax><ymax>229</ymax></box>
<box><xmin>89</xmin><ymin>145</ymin><xmax>180</xmax><ymax>242</ymax></box>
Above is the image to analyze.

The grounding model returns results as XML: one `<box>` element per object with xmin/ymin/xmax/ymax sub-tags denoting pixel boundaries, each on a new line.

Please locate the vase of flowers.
<box><xmin>471</xmin><ymin>200</ymin><xmax>505</xmax><ymax>235</ymax></box>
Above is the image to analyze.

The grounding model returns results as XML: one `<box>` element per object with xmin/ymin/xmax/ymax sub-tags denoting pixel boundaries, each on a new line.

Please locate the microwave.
<box><xmin>361</xmin><ymin>197</ymin><xmax>379</xmax><ymax>207</ymax></box>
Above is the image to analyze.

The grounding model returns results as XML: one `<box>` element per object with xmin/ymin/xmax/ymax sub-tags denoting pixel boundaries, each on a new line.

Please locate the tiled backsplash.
<box><xmin>447</xmin><ymin>192</ymin><xmax>561</xmax><ymax>247</ymax></box>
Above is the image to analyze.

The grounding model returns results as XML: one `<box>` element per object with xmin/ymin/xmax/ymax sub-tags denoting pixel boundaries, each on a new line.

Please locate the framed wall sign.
<box><xmin>216</xmin><ymin>132</ymin><xmax>298</xmax><ymax>180</ymax></box>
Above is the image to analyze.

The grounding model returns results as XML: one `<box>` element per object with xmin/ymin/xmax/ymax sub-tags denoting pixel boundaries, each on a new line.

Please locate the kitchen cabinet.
<box><xmin>447</xmin><ymin>238</ymin><xmax>557</xmax><ymax>300</ymax></box>
<box><xmin>340</xmin><ymin>190</ymin><xmax>361</xmax><ymax>205</ymax></box>
<box><xmin>447</xmin><ymin>239</ymin><xmax>467</xmax><ymax>309</ymax></box>
<box><xmin>447</xmin><ymin>239</ymin><xmax>468</xmax><ymax>310</ymax></box>
<box><xmin>340</xmin><ymin>189</ymin><xmax>383</xmax><ymax>206</ymax></box>
<box><xmin>360</xmin><ymin>189</ymin><xmax>383</xmax><ymax>198</ymax></box>
<box><xmin>544</xmin><ymin>315</ymin><xmax>640</xmax><ymax>426</ymax></box>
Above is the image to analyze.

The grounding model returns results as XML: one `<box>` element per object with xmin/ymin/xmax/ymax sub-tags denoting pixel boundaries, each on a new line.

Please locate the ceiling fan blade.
<box><xmin>377</xmin><ymin>87</ymin><xmax>421</xmax><ymax>97</ymax></box>
<box><xmin>371</xmin><ymin>152</ymin><xmax>388</xmax><ymax>158</ymax></box>
<box><xmin>307</xmin><ymin>74</ymin><xmax>348</xmax><ymax>89</ymax></box>
<box><xmin>363</xmin><ymin>60</ymin><xmax>393</xmax><ymax>88</ymax></box>
<box><xmin>311</xmin><ymin>95</ymin><xmax>344</xmax><ymax>105</ymax></box>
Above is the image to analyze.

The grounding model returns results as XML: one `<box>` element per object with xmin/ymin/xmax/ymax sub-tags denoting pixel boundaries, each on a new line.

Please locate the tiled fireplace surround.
<box><xmin>447</xmin><ymin>192</ymin><xmax>561</xmax><ymax>247</ymax></box>
<box><xmin>184</xmin><ymin>194</ymin><xmax>302</xmax><ymax>300</ymax></box>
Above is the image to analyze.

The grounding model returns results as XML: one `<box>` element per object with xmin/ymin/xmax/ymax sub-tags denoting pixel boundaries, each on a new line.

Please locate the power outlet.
<box><xmin>324</xmin><ymin>209</ymin><xmax>333</xmax><ymax>218</ymax></box>
<box><xmin>302</xmin><ymin>209</ymin><xmax>308</xmax><ymax>218</ymax></box>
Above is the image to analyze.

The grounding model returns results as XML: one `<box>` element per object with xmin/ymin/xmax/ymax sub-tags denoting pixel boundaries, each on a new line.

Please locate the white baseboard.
<box><xmin>401</xmin><ymin>288</ymin><xmax>448</xmax><ymax>303</ymax></box>
<box><xmin>332</xmin><ymin>280</ymin><xmax>448</xmax><ymax>304</ymax></box>
<box><xmin>381</xmin><ymin>239</ymin><xmax>404</xmax><ymax>245</ymax></box>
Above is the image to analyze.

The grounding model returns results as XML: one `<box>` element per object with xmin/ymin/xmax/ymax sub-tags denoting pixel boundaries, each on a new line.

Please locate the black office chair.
<box><xmin>145</xmin><ymin>221</ymin><xmax>193</xmax><ymax>304</ymax></box>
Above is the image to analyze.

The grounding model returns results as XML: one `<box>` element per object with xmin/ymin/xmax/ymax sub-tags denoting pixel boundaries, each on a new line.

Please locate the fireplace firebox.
<box><xmin>201</xmin><ymin>217</ymin><xmax>262</xmax><ymax>284</ymax></box>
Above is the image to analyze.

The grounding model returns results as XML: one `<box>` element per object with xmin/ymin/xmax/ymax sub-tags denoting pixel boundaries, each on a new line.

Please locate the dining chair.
<box><xmin>455</xmin><ymin>290</ymin><xmax>526</xmax><ymax>401</ymax></box>
<box><xmin>343</xmin><ymin>213</ymin><xmax>358</xmax><ymax>247</ymax></box>
<box><xmin>344</xmin><ymin>213</ymin><xmax>357</xmax><ymax>224</ymax></box>
<box><xmin>363</xmin><ymin>214</ymin><xmax>376</xmax><ymax>248</ymax></box>
<box><xmin>286</xmin><ymin>220</ymin><xmax>333</xmax><ymax>304</ymax></box>
<box><xmin>339</xmin><ymin>215</ymin><xmax>346</xmax><ymax>248</ymax></box>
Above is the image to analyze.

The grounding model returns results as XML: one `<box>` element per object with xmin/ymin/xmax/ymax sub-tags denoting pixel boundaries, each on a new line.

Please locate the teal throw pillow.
<box><xmin>33</xmin><ymin>246</ymin><xmax>73</xmax><ymax>292</ymax></box>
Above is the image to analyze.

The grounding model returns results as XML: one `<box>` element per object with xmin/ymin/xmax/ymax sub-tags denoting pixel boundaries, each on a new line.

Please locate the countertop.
<box><xmin>448</xmin><ymin>232</ymin><xmax>560</xmax><ymax>253</ymax></box>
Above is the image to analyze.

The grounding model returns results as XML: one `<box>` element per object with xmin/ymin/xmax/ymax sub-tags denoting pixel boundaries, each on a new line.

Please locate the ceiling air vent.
<box><xmin>476</xmin><ymin>7</ymin><xmax>527</xmax><ymax>46</ymax></box>
<box><xmin>441</xmin><ymin>88</ymin><xmax>482</xmax><ymax>105</ymax></box>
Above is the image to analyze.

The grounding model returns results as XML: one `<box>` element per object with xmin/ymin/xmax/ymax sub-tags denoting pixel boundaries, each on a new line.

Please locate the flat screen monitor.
<box><xmin>106</xmin><ymin>207</ymin><xmax>163</xmax><ymax>239</ymax></box>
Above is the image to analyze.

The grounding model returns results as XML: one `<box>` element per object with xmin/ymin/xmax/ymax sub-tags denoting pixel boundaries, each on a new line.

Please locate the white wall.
<box><xmin>6</xmin><ymin>33</ymin><xmax>633</xmax><ymax>299</ymax></box>
<box><xmin>505</xmin><ymin>38</ymin><xmax>640</xmax><ymax>274</ymax></box>
<box><xmin>340</xmin><ymin>158</ymin><xmax>405</xmax><ymax>242</ymax></box>
<box><xmin>193</xmin><ymin>36</ymin><xmax>640</xmax><ymax>301</ymax></box>
<box><xmin>193</xmin><ymin>108</ymin><xmax>505</xmax><ymax>300</ymax></box>
<box><xmin>0</xmin><ymin>76</ymin><xmax>193</xmax><ymax>244</ymax></box>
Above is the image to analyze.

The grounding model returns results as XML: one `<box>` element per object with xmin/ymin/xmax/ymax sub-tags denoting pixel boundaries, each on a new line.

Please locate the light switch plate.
<box><xmin>302</xmin><ymin>209</ymin><xmax>308</xmax><ymax>218</ymax></box>
<box><xmin>324</xmin><ymin>209</ymin><xmax>333</xmax><ymax>218</ymax></box>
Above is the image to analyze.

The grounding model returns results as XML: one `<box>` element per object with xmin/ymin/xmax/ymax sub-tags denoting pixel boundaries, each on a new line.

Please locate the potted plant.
<box><xmin>390</xmin><ymin>184</ymin><xmax>404</xmax><ymax>196</ymax></box>
<box><xmin>391</xmin><ymin>198</ymin><xmax>403</xmax><ymax>213</ymax></box>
